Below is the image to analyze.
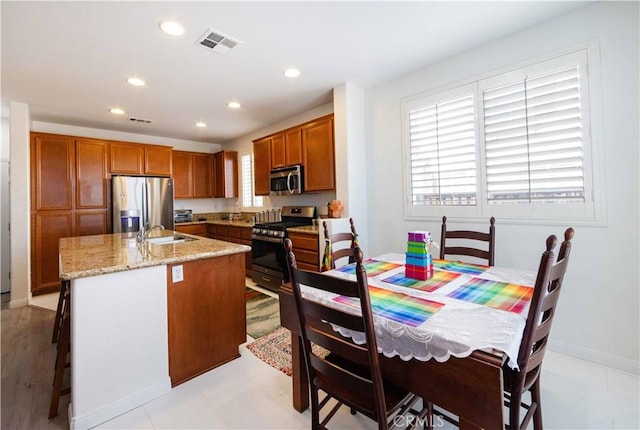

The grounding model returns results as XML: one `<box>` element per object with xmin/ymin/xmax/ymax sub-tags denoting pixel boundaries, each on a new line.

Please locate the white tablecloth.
<box><xmin>300</xmin><ymin>253</ymin><xmax>536</xmax><ymax>369</ymax></box>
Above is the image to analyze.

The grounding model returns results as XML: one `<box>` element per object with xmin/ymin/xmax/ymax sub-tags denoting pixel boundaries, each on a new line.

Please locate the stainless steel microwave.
<box><xmin>270</xmin><ymin>165</ymin><xmax>303</xmax><ymax>195</ymax></box>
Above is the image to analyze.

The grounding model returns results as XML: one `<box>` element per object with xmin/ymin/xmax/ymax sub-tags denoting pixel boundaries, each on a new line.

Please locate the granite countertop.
<box><xmin>175</xmin><ymin>220</ymin><xmax>253</xmax><ymax>227</ymax></box>
<box><xmin>59</xmin><ymin>230</ymin><xmax>250</xmax><ymax>280</ymax></box>
<box><xmin>287</xmin><ymin>225</ymin><xmax>320</xmax><ymax>235</ymax></box>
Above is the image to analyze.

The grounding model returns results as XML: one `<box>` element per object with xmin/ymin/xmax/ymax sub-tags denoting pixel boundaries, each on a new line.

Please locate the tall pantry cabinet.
<box><xmin>30</xmin><ymin>133</ymin><xmax>109</xmax><ymax>295</ymax></box>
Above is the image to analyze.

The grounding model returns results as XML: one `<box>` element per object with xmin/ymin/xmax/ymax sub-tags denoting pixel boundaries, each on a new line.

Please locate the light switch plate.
<box><xmin>172</xmin><ymin>265</ymin><xmax>184</xmax><ymax>283</ymax></box>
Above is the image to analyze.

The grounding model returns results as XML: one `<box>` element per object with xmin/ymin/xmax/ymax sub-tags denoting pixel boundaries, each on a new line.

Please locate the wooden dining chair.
<box><xmin>440</xmin><ymin>216</ymin><xmax>496</xmax><ymax>266</ymax></box>
<box><xmin>321</xmin><ymin>218</ymin><xmax>358</xmax><ymax>271</ymax></box>
<box><xmin>433</xmin><ymin>228</ymin><xmax>575</xmax><ymax>430</ymax></box>
<box><xmin>284</xmin><ymin>238</ymin><xmax>429</xmax><ymax>430</ymax></box>
<box><xmin>502</xmin><ymin>227</ymin><xmax>574</xmax><ymax>430</ymax></box>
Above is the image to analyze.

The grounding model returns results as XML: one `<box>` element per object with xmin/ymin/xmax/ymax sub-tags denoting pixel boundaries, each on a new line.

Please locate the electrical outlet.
<box><xmin>172</xmin><ymin>265</ymin><xmax>184</xmax><ymax>283</ymax></box>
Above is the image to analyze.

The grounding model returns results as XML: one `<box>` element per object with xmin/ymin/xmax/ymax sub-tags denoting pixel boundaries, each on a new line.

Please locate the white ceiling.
<box><xmin>1</xmin><ymin>1</ymin><xmax>588</xmax><ymax>144</ymax></box>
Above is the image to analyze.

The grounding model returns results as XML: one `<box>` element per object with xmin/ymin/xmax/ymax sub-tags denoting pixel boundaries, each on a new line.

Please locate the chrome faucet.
<box><xmin>137</xmin><ymin>224</ymin><xmax>165</xmax><ymax>242</ymax></box>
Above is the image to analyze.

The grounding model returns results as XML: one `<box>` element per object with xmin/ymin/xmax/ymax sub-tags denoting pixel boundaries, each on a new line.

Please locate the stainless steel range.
<box><xmin>251</xmin><ymin>205</ymin><xmax>316</xmax><ymax>292</ymax></box>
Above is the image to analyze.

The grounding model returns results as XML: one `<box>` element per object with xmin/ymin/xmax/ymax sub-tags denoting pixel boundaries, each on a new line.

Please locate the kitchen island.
<box><xmin>58</xmin><ymin>231</ymin><xmax>250</xmax><ymax>430</ymax></box>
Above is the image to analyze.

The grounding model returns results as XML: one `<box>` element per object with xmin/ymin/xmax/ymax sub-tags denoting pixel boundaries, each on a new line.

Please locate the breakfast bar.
<box><xmin>58</xmin><ymin>231</ymin><xmax>250</xmax><ymax>430</ymax></box>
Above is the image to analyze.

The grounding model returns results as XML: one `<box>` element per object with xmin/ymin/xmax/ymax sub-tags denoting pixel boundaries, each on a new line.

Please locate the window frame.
<box><xmin>240</xmin><ymin>152</ymin><xmax>263</xmax><ymax>210</ymax></box>
<box><xmin>402</xmin><ymin>42</ymin><xmax>605</xmax><ymax>226</ymax></box>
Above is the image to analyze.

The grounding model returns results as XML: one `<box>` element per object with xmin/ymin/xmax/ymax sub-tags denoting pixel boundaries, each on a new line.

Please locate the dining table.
<box><xmin>279</xmin><ymin>253</ymin><xmax>537</xmax><ymax>430</ymax></box>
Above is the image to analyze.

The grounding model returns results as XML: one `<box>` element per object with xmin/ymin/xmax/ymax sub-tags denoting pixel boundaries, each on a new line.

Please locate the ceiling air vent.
<box><xmin>128</xmin><ymin>117</ymin><xmax>152</xmax><ymax>124</ymax></box>
<box><xmin>196</xmin><ymin>28</ymin><xmax>241</xmax><ymax>55</ymax></box>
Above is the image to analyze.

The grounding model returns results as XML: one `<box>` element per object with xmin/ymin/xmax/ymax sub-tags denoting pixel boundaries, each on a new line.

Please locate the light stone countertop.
<box><xmin>59</xmin><ymin>231</ymin><xmax>250</xmax><ymax>280</ymax></box>
<box><xmin>287</xmin><ymin>225</ymin><xmax>320</xmax><ymax>235</ymax></box>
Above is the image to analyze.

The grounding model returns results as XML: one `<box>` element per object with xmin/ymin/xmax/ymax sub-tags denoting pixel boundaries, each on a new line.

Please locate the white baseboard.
<box><xmin>69</xmin><ymin>379</ymin><xmax>171</xmax><ymax>430</ymax></box>
<box><xmin>549</xmin><ymin>338</ymin><xmax>639</xmax><ymax>375</ymax></box>
<box><xmin>9</xmin><ymin>298</ymin><xmax>28</xmax><ymax>308</ymax></box>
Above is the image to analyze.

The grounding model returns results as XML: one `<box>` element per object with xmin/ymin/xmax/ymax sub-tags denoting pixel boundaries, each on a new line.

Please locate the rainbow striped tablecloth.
<box><xmin>433</xmin><ymin>259</ymin><xmax>488</xmax><ymax>275</ymax></box>
<box><xmin>333</xmin><ymin>285</ymin><xmax>445</xmax><ymax>327</ymax></box>
<box><xmin>335</xmin><ymin>259</ymin><xmax>403</xmax><ymax>277</ymax></box>
<box><xmin>381</xmin><ymin>270</ymin><xmax>461</xmax><ymax>292</ymax></box>
<box><xmin>446</xmin><ymin>278</ymin><xmax>533</xmax><ymax>313</ymax></box>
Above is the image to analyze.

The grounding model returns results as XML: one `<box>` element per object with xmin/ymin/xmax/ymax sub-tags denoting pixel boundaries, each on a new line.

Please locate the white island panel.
<box><xmin>70</xmin><ymin>265</ymin><xmax>170</xmax><ymax>430</ymax></box>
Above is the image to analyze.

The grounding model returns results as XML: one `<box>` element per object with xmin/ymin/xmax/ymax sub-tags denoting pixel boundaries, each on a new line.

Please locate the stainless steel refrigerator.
<box><xmin>112</xmin><ymin>176</ymin><xmax>174</xmax><ymax>234</ymax></box>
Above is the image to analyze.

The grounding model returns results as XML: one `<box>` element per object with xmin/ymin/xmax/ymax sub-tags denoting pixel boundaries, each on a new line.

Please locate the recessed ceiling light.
<box><xmin>196</xmin><ymin>122</ymin><xmax>207</xmax><ymax>128</ymax></box>
<box><xmin>284</xmin><ymin>68</ymin><xmax>301</xmax><ymax>78</ymax></box>
<box><xmin>127</xmin><ymin>77</ymin><xmax>145</xmax><ymax>86</ymax></box>
<box><xmin>228</xmin><ymin>101</ymin><xmax>241</xmax><ymax>109</ymax></box>
<box><xmin>160</xmin><ymin>21</ymin><xmax>185</xmax><ymax>36</ymax></box>
<box><xmin>109</xmin><ymin>108</ymin><xmax>125</xmax><ymax>115</ymax></box>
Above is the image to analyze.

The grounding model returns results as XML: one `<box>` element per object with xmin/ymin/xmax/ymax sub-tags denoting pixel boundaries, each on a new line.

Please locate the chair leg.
<box><xmin>531</xmin><ymin>378</ymin><xmax>543</xmax><ymax>430</ymax></box>
<box><xmin>51</xmin><ymin>280</ymin><xmax>68</xmax><ymax>344</ymax></box>
<box><xmin>49</xmin><ymin>293</ymin><xmax>71</xmax><ymax>419</ymax></box>
<box><xmin>508</xmin><ymin>389</ymin><xmax>523</xmax><ymax>430</ymax></box>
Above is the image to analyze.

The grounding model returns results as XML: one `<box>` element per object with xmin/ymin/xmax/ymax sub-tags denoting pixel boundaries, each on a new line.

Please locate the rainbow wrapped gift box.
<box><xmin>405</xmin><ymin>231</ymin><xmax>433</xmax><ymax>280</ymax></box>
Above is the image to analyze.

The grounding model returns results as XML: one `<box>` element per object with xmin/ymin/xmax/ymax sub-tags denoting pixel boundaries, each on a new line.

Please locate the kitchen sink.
<box><xmin>146</xmin><ymin>235</ymin><xmax>197</xmax><ymax>245</ymax></box>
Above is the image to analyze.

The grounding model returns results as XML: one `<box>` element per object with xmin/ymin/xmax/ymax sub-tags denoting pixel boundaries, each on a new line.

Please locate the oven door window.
<box><xmin>252</xmin><ymin>239</ymin><xmax>287</xmax><ymax>277</ymax></box>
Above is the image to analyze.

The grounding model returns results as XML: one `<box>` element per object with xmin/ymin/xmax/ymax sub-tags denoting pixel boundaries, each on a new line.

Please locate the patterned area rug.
<box><xmin>246</xmin><ymin>288</ymin><xmax>281</xmax><ymax>339</ymax></box>
<box><xmin>247</xmin><ymin>327</ymin><xmax>329</xmax><ymax>376</ymax></box>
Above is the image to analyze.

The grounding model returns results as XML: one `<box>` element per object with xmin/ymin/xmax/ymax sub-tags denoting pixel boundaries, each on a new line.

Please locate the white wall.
<box><xmin>1</xmin><ymin>118</ymin><xmax>11</xmax><ymax>293</ymax></box>
<box><xmin>365</xmin><ymin>2</ymin><xmax>639</xmax><ymax>373</ymax></box>
<box><xmin>225</xmin><ymin>103</ymin><xmax>337</xmax><ymax>215</ymax></box>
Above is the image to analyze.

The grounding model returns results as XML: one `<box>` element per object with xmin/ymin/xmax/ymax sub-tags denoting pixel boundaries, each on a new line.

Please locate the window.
<box><xmin>403</xmin><ymin>47</ymin><xmax>599</xmax><ymax>223</ymax></box>
<box><xmin>241</xmin><ymin>153</ymin><xmax>263</xmax><ymax>208</ymax></box>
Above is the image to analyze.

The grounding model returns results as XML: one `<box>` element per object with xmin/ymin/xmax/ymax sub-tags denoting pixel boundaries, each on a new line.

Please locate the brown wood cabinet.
<box><xmin>214</xmin><ymin>151</ymin><xmax>238</xmax><ymax>198</ymax></box>
<box><xmin>302</xmin><ymin>115</ymin><xmax>335</xmax><ymax>192</ymax></box>
<box><xmin>253</xmin><ymin>137</ymin><xmax>271</xmax><ymax>196</ymax></box>
<box><xmin>206</xmin><ymin>224</ymin><xmax>252</xmax><ymax>276</ymax></box>
<box><xmin>172</xmin><ymin>151</ymin><xmax>214</xmax><ymax>199</ymax></box>
<box><xmin>110</xmin><ymin>142</ymin><xmax>172</xmax><ymax>176</ymax></box>
<box><xmin>253</xmin><ymin>114</ymin><xmax>335</xmax><ymax>195</ymax></box>
<box><xmin>167</xmin><ymin>255</ymin><xmax>246</xmax><ymax>386</ymax></box>
<box><xmin>30</xmin><ymin>133</ymin><xmax>109</xmax><ymax>295</ymax></box>
<box><xmin>288</xmin><ymin>231</ymin><xmax>320</xmax><ymax>272</ymax></box>
<box><xmin>174</xmin><ymin>223</ymin><xmax>207</xmax><ymax>237</ymax></box>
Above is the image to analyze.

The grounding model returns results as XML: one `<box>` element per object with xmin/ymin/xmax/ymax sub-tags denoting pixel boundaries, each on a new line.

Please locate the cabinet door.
<box><xmin>253</xmin><ymin>137</ymin><xmax>271</xmax><ymax>196</ymax></box>
<box><xmin>271</xmin><ymin>133</ymin><xmax>286</xmax><ymax>168</ymax></box>
<box><xmin>302</xmin><ymin>115</ymin><xmax>335</xmax><ymax>192</ymax></box>
<box><xmin>110</xmin><ymin>143</ymin><xmax>143</xmax><ymax>174</ymax></box>
<box><xmin>76</xmin><ymin>210</ymin><xmax>108</xmax><ymax>236</ymax></box>
<box><xmin>32</xmin><ymin>212</ymin><xmax>73</xmax><ymax>294</ymax></box>
<box><xmin>285</xmin><ymin>128</ymin><xmax>303</xmax><ymax>166</ymax></box>
<box><xmin>175</xmin><ymin>224</ymin><xmax>207</xmax><ymax>236</ymax></box>
<box><xmin>172</xmin><ymin>151</ymin><xmax>193</xmax><ymax>198</ymax></box>
<box><xmin>214</xmin><ymin>151</ymin><xmax>238</xmax><ymax>198</ymax></box>
<box><xmin>31</xmin><ymin>134</ymin><xmax>74</xmax><ymax>211</ymax></box>
<box><xmin>76</xmin><ymin>139</ymin><xmax>107</xmax><ymax>209</ymax></box>
<box><xmin>145</xmin><ymin>145</ymin><xmax>172</xmax><ymax>176</ymax></box>
<box><xmin>192</xmin><ymin>154</ymin><xmax>214</xmax><ymax>198</ymax></box>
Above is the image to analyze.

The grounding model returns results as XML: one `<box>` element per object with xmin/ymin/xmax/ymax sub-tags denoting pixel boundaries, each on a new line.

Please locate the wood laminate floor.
<box><xmin>1</xmin><ymin>303</ymin><xmax>69</xmax><ymax>430</ymax></box>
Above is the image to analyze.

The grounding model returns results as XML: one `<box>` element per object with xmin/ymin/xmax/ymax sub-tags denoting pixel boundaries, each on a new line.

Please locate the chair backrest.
<box><xmin>322</xmin><ymin>218</ymin><xmax>358</xmax><ymax>270</ymax></box>
<box><xmin>517</xmin><ymin>228</ymin><xmax>574</xmax><ymax>376</ymax></box>
<box><xmin>440</xmin><ymin>216</ymin><xmax>496</xmax><ymax>266</ymax></box>
<box><xmin>284</xmin><ymin>238</ymin><xmax>387</xmax><ymax>421</ymax></box>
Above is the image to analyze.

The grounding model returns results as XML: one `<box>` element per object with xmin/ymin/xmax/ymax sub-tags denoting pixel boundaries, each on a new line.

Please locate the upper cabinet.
<box><xmin>31</xmin><ymin>133</ymin><xmax>75</xmax><ymax>211</ymax></box>
<box><xmin>214</xmin><ymin>151</ymin><xmax>238</xmax><ymax>198</ymax></box>
<box><xmin>301</xmin><ymin>115</ymin><xmax>335</xmax><ymax>192</ymax></box>
<box><xmin>76</xmin><ymin>139</ymin><xmax>108</xmax><ymax>209</ymax></box>
<box><xmin>252</xmin><ymin>113</ymin><xmax>334</xmax><ymax>194</ymax></box>
<box><xmin>172</xmin><ymin>150</ymin><xmax>238</xmax><ymax>199</ymax></box>
<box><xmin>253</xmin><ymin>137</ymin><xmax>271</xmax><ymax>196</ymax></box>
<box><xmin>110</xmin><ymin>142</ymin><xmax>172</xmax><ymax>176</ymax></box>
<box><xmin>172</xmin><ymin>151</ymin><xmax>213</xmax><ymax>199</ymax></box>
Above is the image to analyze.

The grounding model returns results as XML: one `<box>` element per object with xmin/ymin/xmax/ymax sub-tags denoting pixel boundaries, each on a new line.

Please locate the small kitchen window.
<box><xmin>402</xmin><ymin>44</ymin><xmax>603</xmax><ymax>225</ymax></box>
<box><xmin>241</xmin><ymin>153</ymin><xmax>264</xmax><ymax>209</ymax></box>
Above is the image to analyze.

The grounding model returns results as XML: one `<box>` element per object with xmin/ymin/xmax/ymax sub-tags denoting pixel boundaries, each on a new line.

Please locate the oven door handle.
<box><xmin>252</xmin><ymin>235</ymin><xmax>285</xmax><ymax>244</ymax></box>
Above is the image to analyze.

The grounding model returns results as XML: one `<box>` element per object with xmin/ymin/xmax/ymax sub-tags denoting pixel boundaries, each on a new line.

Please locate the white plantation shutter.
<box><xmin>409</xmin><ymin>93</ymin><xmax>477</xmax><ymax>206</ymax></box>
<box><xmin>241</xmin><ymin>154</ymin><xmax>263</xmax><ymax>208</ymax></box>
<box><xmin>483</xmin><ymin>66</ymin><xmax>585</xmax><ymax>204</ymax></box>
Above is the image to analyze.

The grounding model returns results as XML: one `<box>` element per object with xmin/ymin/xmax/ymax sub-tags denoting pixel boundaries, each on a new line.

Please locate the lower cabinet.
<box><xmin>167</xmin><ymin>255</ymin><xmax>246</xmax><ymax>387</ymax></box>
<box><xmin>174</xmin><ymin>224</ymin><xmax>207</xmax><ymax>237</ymax></box>
<box><xmin>206</xmin><ymin>224</ymin><xmax>253</xmax><ymax>276</ymax></box>
<box><xmin>287</xmin><ymin>231</ymin><xmax>319</xmax><ymax>272</ymax></box>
